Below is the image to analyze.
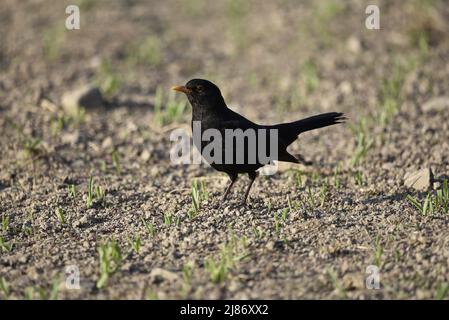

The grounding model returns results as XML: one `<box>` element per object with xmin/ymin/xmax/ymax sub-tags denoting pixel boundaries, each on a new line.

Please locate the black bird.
<box><xmin>173</xmin><ymin>79</ymin><xmax>345</xmax><ymax>205</ymax></box>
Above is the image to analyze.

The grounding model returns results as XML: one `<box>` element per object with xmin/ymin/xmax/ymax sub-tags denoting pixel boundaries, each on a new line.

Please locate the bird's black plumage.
<box><xmin>173</xmin><ymin>78</ymin><xmax>345</xmax><ymax>204</ymax></box>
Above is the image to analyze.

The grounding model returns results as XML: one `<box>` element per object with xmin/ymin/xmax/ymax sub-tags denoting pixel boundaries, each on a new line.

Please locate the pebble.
<box><xmin>421</xmin><ymin>96</ymin><xmax>449</xmax><ymax>113</ymax></box>
<box><xmin>61</xmin><ymin>85</ymin><xmax>104</xmax><ymax>115</ymax></box>
<box><xmin>404</xmin><ymin>168</ymin><xmax>433</xmax><ymax>191</ymax></box>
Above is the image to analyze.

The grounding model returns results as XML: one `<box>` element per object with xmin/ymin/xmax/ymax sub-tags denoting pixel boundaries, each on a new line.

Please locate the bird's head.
<box><xmin>172</xmin><ymin>79</ymin><xmax>225</xmax><ymax>110</ymax></box>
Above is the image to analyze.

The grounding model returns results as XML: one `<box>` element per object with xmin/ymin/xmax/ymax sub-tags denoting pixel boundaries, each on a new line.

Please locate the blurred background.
<box><xmin>2</xmin><ymin>0</ymin><xmax>448</xmax><ymax>115</ymax></box>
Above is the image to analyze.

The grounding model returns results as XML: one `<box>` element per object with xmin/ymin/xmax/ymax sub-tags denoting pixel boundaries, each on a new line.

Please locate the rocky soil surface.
<box><xmin>0</xmin><ymin>0</ymin><xmax>448</xmax><ymax>299</ymax></box>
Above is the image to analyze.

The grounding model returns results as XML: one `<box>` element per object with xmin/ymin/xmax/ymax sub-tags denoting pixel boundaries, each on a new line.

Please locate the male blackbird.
<box><xmin>173</xmin><ymin>79</ymin><xmax>345</xmax><ymax>205</ymax></box>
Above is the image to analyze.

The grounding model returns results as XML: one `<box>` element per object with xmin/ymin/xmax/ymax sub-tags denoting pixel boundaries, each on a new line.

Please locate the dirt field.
<box><xmin>1</xmin><ymin>0</ymin><xmax>449</xmax><ymax>299</ymax></box>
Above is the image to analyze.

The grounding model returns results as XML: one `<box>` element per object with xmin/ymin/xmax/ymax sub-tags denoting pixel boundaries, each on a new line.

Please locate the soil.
<box><xmin>1</xmin><ymin>0</ymin><xmax>449</xmax><ymax>299</ymax></box>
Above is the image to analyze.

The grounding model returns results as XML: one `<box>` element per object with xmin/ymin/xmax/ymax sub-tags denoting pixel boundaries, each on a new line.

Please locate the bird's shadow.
<box><xmin>361</xmin><ymin>191</ymin><xmax>412</xmax><ymax>205</ymax></box>
<box><xmin>362</xmin><ymin>174</ymin><xmax>448</xmax><ymax>206</ymax></box>
<box><xmin>105</xmin><ymin>97</ymin><xmax>154</xmax><ymax>111</ymax></box>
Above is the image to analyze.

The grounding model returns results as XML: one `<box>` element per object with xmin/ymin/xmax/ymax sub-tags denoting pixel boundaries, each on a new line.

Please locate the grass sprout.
<box><xmin>154</xmin><ymin>87</ymin><xmax>187</xmax><ymax>126</ymax></box>
<box><xmin>204</xmin><ymin>233</ymin><xmax>248</xmax><ymax>284</ymax></box>
<box><xmin>96</xmin><ymin>239</ymin><xmax>122</xmax><ymax>289</ymax></box>
<box><xmin>55</xmin><ymin>208</ymin><xmax>66</xmax><ymax>225</ymax></box>
<box><xmin>406</xmin><ymin>179</ymin><xmax>449</xmax><ymax>216</ymax></box>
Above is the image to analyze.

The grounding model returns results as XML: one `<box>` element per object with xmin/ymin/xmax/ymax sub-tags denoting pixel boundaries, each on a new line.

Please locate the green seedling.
<box><xmin>1</xmin><ymin>216</ymin><xmax>9</xmax><ymax>233</ymax></box>
<box><xmin>373</xmin><ymin>234</ymin><xmax>384</xmax><ymax>268</ymax></box>
<box><xmin>281</xmin><ymin>207</ymin><xmax>289</xmax><ymax>222</ymax></box>
<box><xmin>435</xmin><ymin>283</ymin><xmax>449</xmax><ymax>300</ymax></box>
<box><xmin>333</xmin><ymin>166</ymin><xmax>341</xmax><ymax>188</ymax></box>
<box><xmin>154</xmin><ymin>87</ymin><xmax>187</xmax><ymax>126</ymax></box>
<box><xmin>0</xmin><ymin>277</ymin><xmax>10</xmax><ymax>299</ymax></box>
<box><xmin>326</xmin><ymin>267</ymin><xmax>347</xmax><ymax>299</ymax></box>
<box><xmin>252</xmin><ymin>226</ymin><xmax>263</xmax><ymax>240</ymax></box>
<box><xmin>182</xmin><ymin>261</ymin><xmax>195</xmax><ymax>286</ymax></box>
<box><xmin>350</xmin><ymin>127</ymin><xmax>373</xmax><ymax>166</ymax></box>
<box><xmin>127</xmin><ymin>35</ymin><xmax>163</xmax><ymax>67</ymax></box>
<box><xmin>96</xmin><ymin>239</ymin><xmax>122</xmax><ymax>289</ymax></box>
<box><xmin>0</xmin><ymin>236</ymin><xmax>12</xmax><ymax>252</ymax></box>
<box><xmin>97</xmin><ymin>59</ymin><xmax>121</xmax><ymax>98</ymax></box>
<box><xmin>274</xmin><ymin>212</ymin><xmax>281</xmax><ymax>234</ymax></box>
<box><xmin>200</xmin><ymin>180</ymin><xmax>209</xmax><ymax>201</ymax></box>
<box><xmin>295</xmin><ymin>170</ymin><xmax>304</xmax><ymax>188</ymax></box>
<box><xmin>86</xmin><ymin>176</ymin><xmax>106</xmax><ymax>208</ymax></box>
<box><xmin>24</xmin><ymin>278</ymin><xmax>60</xmax><ymax>300</ymax></box>
<box><xmin>204</xmin><ymin>256</ymin><xmax>228</xmax><ymax>284</ymax></box>
<box><xmin>43</xmin><ymin>25</ymin><xmax>65</xmax><ymax>60</ymax></box>
<box><xmin>320</xmin><ymin>183</ymin><xmax>328</xmax><ymax>207</ymax></box>
<box><xmin>55</xmin><ymin>208</ymin><xmax>66</xmax><ymax>225</ymax></box>
<box><xmin>146</xmin><ymin>290</ymin><xmax>159</xmax><ymax>300</ymax></box>
<box><xmin>96</xmin><ymin>185</ymin><xmax>106</xmax><ymax>203</ymax></box>
<box><xmin>87</xmin><ymin>176</ymin><xmax>94</xmax><ymax>208</ymax></box>
<box><xmin>353</xmin><ymin>171</ymin><xmax>364</xmax><ymax>186</ymax></box>
<box><xmin>302</xmin><ymin>59</ymin><xmax>320</xmax><ymax>93</ymax></box>
<box><xmin>307</xmin><ymin>186</ymin><xmax>316</xmax><ymax>209</ymax></box>
<box><xmin>111</xmin><ymin>150</ymin><xmax>121</xmax><ymax>174</ymax></box>
<box><xmin>204</xmin><ymin>233</ymin><xmax>248</xmax><ymax>284</ymax></box>
<box><xmin>163</xmin><ymin>212</ymin><xmax>173</xmax><ymax>226</ymax></box>
<box><xmin>128</xmin><ymin>234</ymin><xmax>142</xmax><ymax>254</ymax></box>
<box><xmin>141</xmin><ymin>217</ymin><xmax>156</xmax><ymax>237</ymax></box>
<box><xmin>189</xmin><ymin>180</ymin><xmax>202</xmax><ymax>218</ymax></box>
<box><xmin>68</xmin><ymin>184</ymin><xmax>76</xmax><ymax>199</ymax></box>
<box><xmin>267</xmin><ymin>199</ymin><xmax>272</xmax><ymax>213</ymax></box>
<box><xmin>406</xmin><ymin>180</ymin><xmax>449</xmax><ymax>216</ymax></box>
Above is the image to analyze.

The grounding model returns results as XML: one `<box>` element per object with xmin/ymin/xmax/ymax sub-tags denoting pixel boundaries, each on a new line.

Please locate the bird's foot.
<box><xmin>237</xmin><ymin>198</ymin><xmax>252</xmax><ymax>208</ymax></box>
<box><xmin>220</xmin><ymin>201</ymin><xmax>248</xmax><ymax>211</ymax></box>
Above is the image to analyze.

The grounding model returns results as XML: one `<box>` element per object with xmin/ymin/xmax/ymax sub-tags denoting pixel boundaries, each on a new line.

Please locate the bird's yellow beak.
<box><xmin>171</xmin><ymin>85</ymin><xmax>191</xmax><ymax>94</ymax></box>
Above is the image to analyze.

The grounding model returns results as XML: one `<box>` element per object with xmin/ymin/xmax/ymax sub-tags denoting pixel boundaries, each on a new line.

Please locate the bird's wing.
<box><xmin>220</xmin><ymin>107</ymin><xmax>293</xmax><ymax>149</ymax></box>
<box><xmin>219</xmin><ymin>107</ymin><xmax>259</xmax><ymax>130</ymax></box>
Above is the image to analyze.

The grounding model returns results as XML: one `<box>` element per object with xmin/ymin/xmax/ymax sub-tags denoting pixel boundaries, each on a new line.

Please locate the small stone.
<box><xmin>61</xmin><ymin>131</ymin><xmax>79</xmax><ymax>145</ymax></box>
<box><xmin>40</xmin><ymin>98</ymin><xmax>58</xmax><ymax>113</ymax></box>
<box><xmin>126</xmin><ymin>121</ymin><xmax>138</xmax><ymax>132</ymax></box>
<box><xmin>265</xmin><ymin>241</ymin><xmax>275</xmax><ymax>250</ymax></box>
<box><xmin>422</xmin><ymin>96</ymin><xmax>449</xmax><ymax>113</ymax></box>
<box><xmin>18</xmin><ymin>254</ymin><xmax>29</xmax><ymax>264</ymax></box>
<box><xmin>404</xmin><ymin>168</ymin><xmax>433</xmax><ymax>191</ymax></box>
<box><xmin>140</xmin><ymin>149</ymin><xmax>151</xmax><ymax>162</ymax></box>
<box><xmin>228</xmin><ymin>280</ymin><xmax>240</xmax><ymax>292</ymax></box>
<box><xmin>121</xmin><ymin>262</ymin><xmax>132</xmax><ymax>271</ymax></box>
<box><xmin>339</xmin><ymin>81</ymin><xmax>352</xmax><ymax>95</ymax></box>
<box><xmin>149</xmin><ymin>268</ymin><xmax>179</xmax><ymax>282</ymax></box>
<box><xmin>101</xmin><ymin>137</ymin><xmax>113</xmax><ymax>149</ymax></box>
<box><xmin>73</xmin><ymin>215</ymin><xmax>89</xmax><ymax>228</ymax></box>
<box><xmin>150</xmin><ymin>166</ymin><xmax>159</xmax><ymax>176</ymax></box>
<box><xmin>416</xmin><ymin>289</ymin><xmax>430</xmax><ymax>299</ymax></box>
<box><xmin>346</xmin><ymin>36</ymin><xmax>361</xmax><ymax>54</ymax></box>
<box><xmin>62</xmin><ymin>85</ymin><xmax>104</xmax><ymax>115</ymax></box>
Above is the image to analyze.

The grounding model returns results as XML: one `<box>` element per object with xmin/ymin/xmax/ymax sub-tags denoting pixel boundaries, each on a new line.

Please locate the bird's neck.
<box><xmin>191</xmin><ymin>100</ymin><xmax>228</xmax><ymax>123</ymax></box>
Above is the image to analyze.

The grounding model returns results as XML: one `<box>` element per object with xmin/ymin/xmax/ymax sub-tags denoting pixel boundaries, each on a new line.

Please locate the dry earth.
<box><xmin>1</xmin><ymin>0</ymin><xmax>449</xmax><ymax>299</ymax></box>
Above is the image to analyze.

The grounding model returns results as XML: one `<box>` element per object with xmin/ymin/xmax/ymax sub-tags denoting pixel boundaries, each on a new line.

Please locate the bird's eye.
<box><xmin>196</xmin><ymin>85</ymin><xmax>203</xmax><ymax>93</ymax></box>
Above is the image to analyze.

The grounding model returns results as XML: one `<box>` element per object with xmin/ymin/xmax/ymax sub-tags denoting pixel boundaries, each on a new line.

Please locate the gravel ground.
<box><xmin>1</xmin><ymin>0</ymin><xmax>449</xmax><ymax>299</ymax></box>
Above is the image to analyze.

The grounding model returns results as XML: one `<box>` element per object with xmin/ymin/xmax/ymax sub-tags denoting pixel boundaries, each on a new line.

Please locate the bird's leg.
<box><xmin>221</xmin><ymin>173</ymin><xmax>238</xmax><ymax>203</ymax></box>
<box><xmin>241</xmin><ymin>171</ymin><xmax>258</xmax><ymax>205</ymax></box>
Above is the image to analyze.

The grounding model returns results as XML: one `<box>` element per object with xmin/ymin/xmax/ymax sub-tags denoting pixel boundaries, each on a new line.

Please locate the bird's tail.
<box><xmin>288</xmin><ymin>112</ymin><xmax>345</xmax><ymax>134</ymax></box>
<box><xmin>275</xmin><ymin>112</ymin><xmax>346</xmax><ymax>147</ymax></box>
